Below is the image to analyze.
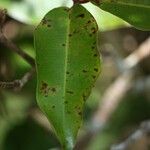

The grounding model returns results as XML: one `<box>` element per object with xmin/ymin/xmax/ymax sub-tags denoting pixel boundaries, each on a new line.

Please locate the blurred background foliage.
<box><xmin>0</xmin><ymin>0</ymin><xmax>150</xmax><ymax>150</ymax></box>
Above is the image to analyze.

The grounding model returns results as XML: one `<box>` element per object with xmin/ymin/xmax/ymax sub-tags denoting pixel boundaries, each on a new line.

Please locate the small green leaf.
<box><xmin>34</xmin><ymin>4</ymin><xmax>100</xmax><ymax>150</ymax></box>
<box><xmin>90</xmin><ymin>0</ymin><xmax>150</xmax><ymax>30</ymax></box>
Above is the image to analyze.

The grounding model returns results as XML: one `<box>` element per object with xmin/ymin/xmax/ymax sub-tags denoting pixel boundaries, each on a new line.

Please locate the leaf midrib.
<box><xmin>62</xmin><ymin>9</ymin><xmax>71</xmax><ymax>136</ymax></box>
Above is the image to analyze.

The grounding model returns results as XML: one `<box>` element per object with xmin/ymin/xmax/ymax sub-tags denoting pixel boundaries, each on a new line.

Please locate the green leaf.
<box><xmin>34</xmin><ymin>4</ymin><xmax>100</xmax><ymax>150</ymax></box>
<box><xmin>90</xmin><ymin>0</ymin><xmax>150</xmax><ymax>30</ymax></box>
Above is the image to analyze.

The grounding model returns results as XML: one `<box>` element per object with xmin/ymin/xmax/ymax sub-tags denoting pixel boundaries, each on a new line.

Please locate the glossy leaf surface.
<box><xmin>90</xmin><ymin>0</ymin><xmax>150</xmax><ymax>30</ymax></box>
<box><xmin>34</xmin><ymin>4</ymin><xmax>100</xmax><ymax>149</ymax></box>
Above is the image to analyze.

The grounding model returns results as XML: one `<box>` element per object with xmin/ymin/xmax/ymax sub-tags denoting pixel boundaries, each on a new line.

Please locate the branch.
<box><xmin>0</xmin><ymin>9</ymin><xmax>35</xmax><ymax>66</ymax></box>
<box><xmin>0</xmin><ymin>31</ymin><xmax>35</xmax><ymax>66</ymax></box>
<box><xmin>0</xmin><ymin>9</ymin><xmax>35</xmax><ymax>90</ymax></box>
<box><xmin>0</xmin><ymin>9</ymin><xmax>7</xmax><ymax>28</ymax></box>
<box><xmin>111</xmin><ymin>120</ymin><xmax>150</xmax><ymax>150</ymax></box>
<box><xmin>75</xmin><ymin>37</ymin><xmax>150</xmax><ymax>149</ymax></box>
<box><xmin>73</xmin><ymin>0</ymin><xmax>89</xmax><ymax>4</ymax></box>
<box><xmin>0</xmin><ymin>68</ymin><xmax>35</xmax><ymax>90</ymax></box>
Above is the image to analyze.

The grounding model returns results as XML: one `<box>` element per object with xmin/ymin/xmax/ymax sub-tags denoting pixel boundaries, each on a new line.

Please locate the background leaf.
<box><xmin>34</xmin><ymin>4</ymin><xmax>101</xmax><ymax>149</ymax></box>
<box><xmin>90</xmin><ymin>0</ymin><xmax>150</xmax><ymax>30</ymax></box>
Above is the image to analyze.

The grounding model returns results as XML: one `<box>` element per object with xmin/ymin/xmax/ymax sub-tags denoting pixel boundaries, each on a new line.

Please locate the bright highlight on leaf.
<box><xmin>34</xmin><ymin>4</ymin><xmax>101</xmax><ymax>150</ymax></box>
<box><xmin>90</xmin><ymin>0</ymin><xmax>150</xmax><ymax>30</ymax></box>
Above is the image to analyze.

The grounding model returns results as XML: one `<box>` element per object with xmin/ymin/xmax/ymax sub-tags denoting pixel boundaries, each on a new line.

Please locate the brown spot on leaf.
<box><xmin>93</xmin><ymin>41</ymin><xmax>96</xmax><ymax>45</ymax></box>
<box><xmin>62</xmin><ymin>43</ymin><xmax>66</xmax><ymax>46</ymax></box>
<box><xmin>92</xmin><ymin>75</ymin><xmax>96</xmax><ymax>79</ymax></box>
<box><xmin>64</xmin><ymin>8</ymin><xmax>69</xmax><ymax>12</ymax></box>
<box><xmin>52</xmin><ymin>105</ymin><xmax>55</xmax><ymax>109</ymax></box>
<box><xmin>67</xmin><ymin>91</ymin><xmax>74</xmax><ymax>94</ymax></box>
<box><xmin>94</xmin><ymin>68</ymin><xmax>98</xmax><ymax>72</ymax></box>
<box><xmin>47</xmin><ymin>24</ymin><xmax>51</xmax><ymax>28</ymax></box>
<box><xmin>91</xmin><ymin>27</ymin><xmax>97</xmax><ymax>34</ymax></box>
<box><xmin>68</xmin><ymin>34</ymin><xmax>72</xmax><ymax>37</ymax></box>
<box><xmin>51</xmin><ymin>87</ymin><xmax>56</xmax><ymax>92</ymax></box>
<box><xmin>89</xmin><ymin>34</ymin><xmax>92</xmax><ymax>37</ymax></box>
<box><xmin>40</xmin><ymin>81</ymin><xmax>56</xmax><ymax>96</ymax></box>
<box><xmin>78</xmin><ymin>111</ymin><xmax>82</xmax><ymax>116</ymax></box>
<box><xmin>75</xmin><ymin>105</ymin><xmax>81</xmax><ymax>111</ymax></box>
<box><xmin>82</xmin><ymin>93</ymin><xmax>86</xmax><ymax>101</ymax></box>
<box><xmin>92</xmin><ymin>46</ymin><xmax>95</xmax><ymax>49</ymax></box>
<box><xmin>64</xmin><ymin>101</ymin><xmax>68</xmax><ymax>104</ymax></box>
<box><xmin>40</xmin><ymin>81</ymin><xmax>50</xmax><ymax>97</ymax></box>
<box><xmin>77</xmin><ymin>13</ymin><xmax>85</xmax><ymax>18</ymax></box>
<box><xmin>41</xmin><ymin>17</ymin><xmax>47</xmax><ymax>25</ymax></box>
<box><xmin>41</xmin><ymin>18</ymin><xmax>51</xmax><ymax>27</ymax></box>
<box><xmin>87</xmin><ymin>20</ymin><xmax>91</xmax><ymax>24</ymax></box>
<box><xmin>82</xmin><ymin>69</ymin><xmax>88</xmax><ymax>73</ymax></box>
<box><xmin>66</xmin><ymin>71</ymin><xmax>70</xmax><ymax>74</ymax></box>
<box><xmin>94</xmin><ymin>54</ymin><xmax>98</xmax><ymax>57</ymax></box>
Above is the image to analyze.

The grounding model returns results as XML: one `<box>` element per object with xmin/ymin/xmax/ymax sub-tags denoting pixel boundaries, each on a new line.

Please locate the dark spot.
<box><xmin>89</xmin><ymin>34</ymin><xmax>92</xmax><ymax>37</ymax></box>
<box><xmin>40</xmin><ymin>81</ymin><xmax>57</xmax><ymax>96</ymax></box>
<box><xmin>41</xmin><ymin>17</ymin><xmax>47</xmax><ymax>25</ymax></box>
<box><xmin>75</xmin><ymin>106</ymin><xmax>78</xmax><ymax>109</ymax></box>
<box><xmin>91</xmin><ymin>27</ymin><xmax>97</xmax><ymax>34</ymax></box>
<box><xmin>92</xmin><ymin>75</ymin><xmax>96</xmax><ymax>79</ymax></box>
<box><xmin>77</xmin><ymin>13</ymin><xmax>85</xmax><ymax>18</ymax></box>
<box><xmin>40</xmin><ymin>81</ymin><xmax>50</xmax><ymax>97</ymax></box>
<box><xmin>64</xmin><ymin>101</ymin><xmax>68</xmax><ymax>104</ymax></box>
<box><xmin>51</xmin><ymin>87</ymin><xmax>56</xmax><ymax>92</ymax></box>
<box><xmin>41</xmin><ymin>18</ymin><xmax>51</xmax><ymax>26</ymax></box>
<box><xmin>62</xmin><ymin>43</ymin><xmax>66</xmax><ymax>46</ymax></box>
<box><xmin>82</xmin><ymin>94</ymin><xmax>86</xmax><ymax>101</ymax></box>
<box><xmin>78</xmin><ymin>111</ymin><xmax>82</xmax><ymax>116</ymax></box>
<box><xmin>52</xmin><ymin>105</ymin><xmax>55</xmax><ymax>109</ymax></box>
<box><xmin>92</xmin><ymin>46</ymin><xmax>95</xmax><ymax>49</ymax></box>
<box><xmin>47</xmin><ymin>24</ymin><xmax>51</xmax><ymax>28</ymax></box>
<box><xmin>66</xmin><ymin>71</ymin><xmax>70</xmax><ymax>74</ymax></box>
<box><xmin>94</xmin><ymin>68</ymin><xmax>98</xmax><ymax>72</ymax></box>
<box><xmin>93</xmin><ymin>41</ymin><xmax>96</xmax><ymax>45</ymax></box>
<box><xmin>41</xmin><ymin>82</ymin><xmax>48</xmax><ymax>89</ymax></box>
<box><xmin>75</xmin><ymin>105</ymin><xmax>81</xmax><ymax>111</ymax></box>
<box><xmin>91</xmin><ymin>18</ymin><xmax>95</xmax><ymax>22</ymax></box>
<box><xmin>82</xmin><ymin>69</ymin><xmax>88</xmax><ymax>73</ymax></box>
<box><xmin>68</xmin><ymin>34</ymin><xmax>72</xmax><ymax>37</ymax></box>
<box><xmin>87</xmin><ymin>20</ymin><xmax>91</xmax><ymax>24</ymax></box>
<box><xmin>94</xmin><ymin>54</ymin><xmax>98</xmax><ymax>57</ymax></box>
<box><xmin>64</xmin><ymin>8</ymin><xmax>69</xmax><ymax>12</ymax></box>
<box><xmin>67</xmin><ymin>91</ymin><xmax>74</xmax><ymax>94</ymax></box>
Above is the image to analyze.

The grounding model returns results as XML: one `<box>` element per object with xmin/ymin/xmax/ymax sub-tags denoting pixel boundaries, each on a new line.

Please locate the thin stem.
<box><xmin>0</xmin><ymin>68</ymin><xmax>35</xmax><ymax>90</ymax></box>
<box><xmin>0</xmin><ymin>9</ymin><xmax>35</xmax><ymax>67</ymax></box>
<box><xmin>73</xmin><ymin>0</ymin><xmax>89</xmax><ymax>4</ymax></box>
<box><xmin>0</xmin><ymin>9</ymin><xmax>36</xmax><ymax>90</ymax></box>
<box><xmin>111</xmin><ymin>120</ymin><xmax>150</xmax><ymax>150</ymax></box>
<box><xmin>0</xmin><ymin>31</ymin><xmax>35</xmax><ymax>66</ymax></box>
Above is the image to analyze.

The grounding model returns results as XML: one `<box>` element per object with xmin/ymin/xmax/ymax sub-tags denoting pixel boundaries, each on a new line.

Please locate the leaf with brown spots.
<box><xmin>34</xmin><ymin>4</ymin><xmax>101</xmax><ymax>150</ymax></box>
